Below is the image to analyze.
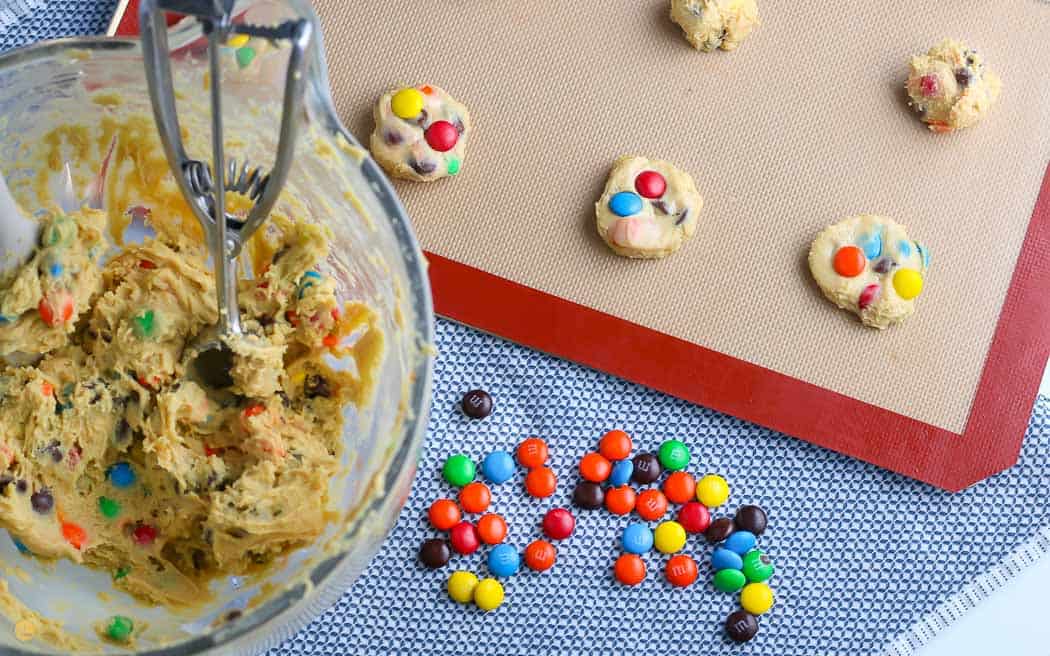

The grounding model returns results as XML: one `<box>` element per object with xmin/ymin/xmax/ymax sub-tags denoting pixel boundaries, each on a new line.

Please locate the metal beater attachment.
<box><xmin>139</xmin><ymin>0</ymin><xmax>312</xmax><ymax>387</ymax></box>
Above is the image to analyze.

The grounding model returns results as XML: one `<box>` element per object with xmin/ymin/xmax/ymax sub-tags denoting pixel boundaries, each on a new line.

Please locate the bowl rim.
<box><xmin>0</xmin><ymin>18</ymin><xmax>435</xmax><ymax>656</ymax></box>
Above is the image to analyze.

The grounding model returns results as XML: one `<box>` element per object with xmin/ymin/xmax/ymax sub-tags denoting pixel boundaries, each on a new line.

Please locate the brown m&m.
<box><xmin>725</xmin><ymin>610</ymin><xmax>759</xmax><ymax>642</ymax></box>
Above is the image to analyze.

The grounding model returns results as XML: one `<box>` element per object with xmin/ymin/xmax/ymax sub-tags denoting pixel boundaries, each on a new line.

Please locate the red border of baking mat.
<box><xmin>114</xmin><ymin>4</ymin><xmax>1050</xmax><ymax>491</ymax></box>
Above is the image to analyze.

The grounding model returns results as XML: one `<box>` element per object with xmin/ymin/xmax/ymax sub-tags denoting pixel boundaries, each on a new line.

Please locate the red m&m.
<box><xmin>542</xmin><ymin>508</ymin><xmax>575</xmax><ymax>540</ymax></box>
<box><xmin>449</xmin><ymin>521</ymin><xmax>480</xmax><ymax>554</ymax></box>
<box><xmin>634</xmin><ymin>171</ymin><xmax>666</xmax><ymax>199</ymax></box>
<box><xmin>424</xmin><ymin>120</ymin><xmax>458</xmax><ymax>152</ymax></box>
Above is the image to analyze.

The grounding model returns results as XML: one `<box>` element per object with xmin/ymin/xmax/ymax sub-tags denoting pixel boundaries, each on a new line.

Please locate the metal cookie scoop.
<box><xmin>139</xmin><ymin>0</ymin><xmax>311</xmax><ymax>387</ymax></box>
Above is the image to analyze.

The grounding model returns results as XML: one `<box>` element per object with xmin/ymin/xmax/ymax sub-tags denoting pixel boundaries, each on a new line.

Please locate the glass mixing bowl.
<box><xmin>0</xmin><ymin>0</ymin><xmax>433</xmax><ymax>653</ymax></box>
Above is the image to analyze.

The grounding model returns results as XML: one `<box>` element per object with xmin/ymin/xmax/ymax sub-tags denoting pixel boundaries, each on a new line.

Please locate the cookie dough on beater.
<box><xmin>670</xmin><ymin>0</ymin><xmax>759</xmax><ymax>52</ymax></box>
<box><xmin>369</xmin><ymin>84</ymin><xmax>471</xmax><ymax>182</ymax></box>
<box><xmin>906</xmin><ymin>39</ymin><xmax>1001</xmax><ymax>133</ymax></box>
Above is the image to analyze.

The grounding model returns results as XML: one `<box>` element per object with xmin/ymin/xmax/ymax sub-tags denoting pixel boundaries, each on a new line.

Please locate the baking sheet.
<box><xmin>313</xmin><ymin>0</ymin><xmax>1050</xmax><ymax>433</ymax></box>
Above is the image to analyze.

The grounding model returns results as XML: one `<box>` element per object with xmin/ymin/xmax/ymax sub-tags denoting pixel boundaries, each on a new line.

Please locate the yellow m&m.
<box><xmin>391</xmin><ymin>88</ymin><xmax>425</xmax><ymax>120</ymax></box>
<box><xmin>740</xmin><ymin>582</ymin><xmax>775</xmax><ymax>615</ymax></box>
<box><xmin>227</xmin><ymin>33</ymin><xmax>250</xmax><ymax>48</ymax></box>
<box><xmin>893</xmin><ymin>269</ymin><xmax>923</xmax><ymax>300</ymax></box>
<box><xmin>447</xmin><ymin>571</ymin><xmax>478</xmax><ymax>604</ymax></box>
<box><xmin>653</xmin><ymin>520</ymin><xmax>687</xmax><ymax>554</ymax></box>
<box><xmin>696</xmin><ymin>474</ymin><xmax>730</xmax><ymax>508</ymax></box>
<box><xmin>474</xmin><ymin>578</ymin><xmax>504</xmax><ymax>611</ymax></box>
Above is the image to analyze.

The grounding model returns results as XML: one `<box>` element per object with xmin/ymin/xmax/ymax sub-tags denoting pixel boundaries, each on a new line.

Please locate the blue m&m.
<box><xmin>723</xmin><ymin>530</ymin><xmax>756</xmax><ymax>555</ymax></box>
<box><xmin>858</xmin><ymin>231</ymin><xmax>881</xmax><ymax>259</ymax></box>
<box><xmin>608</xmin><ymin>191</ymin><xmax>643</xmax><ymax>217</ymax></box>
<box><xmin>711</xmin><ymin>547</ymin><xmax>743</xmax><ymax>571</ymax></box>
<box><xmin>108</xmin><ymin>462</ymin><xmax>136</xmax><ymax>488</ymax></box>
<box><xmin>487</xmin><ymin>543</ymin><xmax>521</xmax><ymax>577</ymax></box>
<box><xmin>481</xmin><ymin>451</ymin><xmax>515</xmax><ymax>485</ymax></box>
<box><xmin>608</xmin><ymin>460</ymin><xmax>633</xmax><ymax>487</ymax></box>
<box><xmin>621</xmin><ymin>523</ymin><xmax>654</xmax><ymax>554</ymax></box>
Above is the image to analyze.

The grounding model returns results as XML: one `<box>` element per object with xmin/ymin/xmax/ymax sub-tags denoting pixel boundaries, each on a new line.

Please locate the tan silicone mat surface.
<box><xmin>316</xmin><ymin>1</ymin><xmax>1050</xmax><ymax>432</ymax></box>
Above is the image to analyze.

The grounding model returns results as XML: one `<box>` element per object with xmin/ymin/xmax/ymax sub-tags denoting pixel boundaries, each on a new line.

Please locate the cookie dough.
<box><xmin>369</xmin><ymin>84</ymin><xmax>471</xmax><ymax>182</ymax></box>
<box><xmin>808</xmin><ymin>215</ymin><xmax>929</xmax><ymax>329</ymax></box>
<box><xmin>595</xmin><ymin>155</ymin><xmax>703</xmax><ymax>259</ymax></box>
<box><xmin>906</xmin><ymin>39</ymin><xmax>1001</xmax><ymax>133</ymax></box>
<box><xmin>0</xmin><ymin>207</ymin><xmax>382</xmax><ymax>607</ymax></box>
<box><xmin>670</xmin><ymin>0</ymin><xmax>759</xmax><ymax>52</ymax></box>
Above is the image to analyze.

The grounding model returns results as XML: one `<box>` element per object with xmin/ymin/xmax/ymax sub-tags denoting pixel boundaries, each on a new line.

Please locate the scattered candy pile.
<box><xmin>417</xmin><ymin>389</ymin><xmax>777</xmax><ymax>642</ymax></box>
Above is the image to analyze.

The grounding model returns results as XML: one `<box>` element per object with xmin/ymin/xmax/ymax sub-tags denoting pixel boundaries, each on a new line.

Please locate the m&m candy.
<box><xmin>447</xmin><ymin>570</ymin><xmax>479</xmax><ymax>603</ymax></box>
<box><xmin>677</xmin><ymin>501</ymin><xmax>711</xmax><ymax>533</ymax></box>
<box><xmin>524</xmin><ymin>540</ymin><xmax>556</xmax><ymax>571</ymax></box>
<box><xmin>608</xmin><ymin>460</ymin><xmax>633</xmax><ymax>487</ymax></box>
<box><xmin>449</xmin><ymin>521</ymin><xmax>480</xmax><ymax>555</ymax></box>
<box><xmin>579</xmin><ymin>452</ymin><xmax>612</xmax><ymax>482</ymax></box>
<box><xmin>419</xmin><ymin>538</ymin><xmax>451</xmax><ymax>568</ymax></box>
<box><xmin>105</xmin><ymin>616</ymin><xmax>134</xmax><ymax>643</ymax></box>
<box><xmin>634</xmin><ymin>171</ymin><xmax>666</xmax><ymax>199</ymax></box>
<box><xmin>734</xmin><ymin>505</ymin><xmax>768</xmax><ymax>535</ymax></box>
<box><xmin>636</xmin><ymin>489</ymin><xmax>668</xmax><ymax>521</ymax></box>
<box><xmin>598</xmin><ymin>429</ymin><xmax>632</xmax><ymax>460</ymax></box>
<box><xmin>657</xmin><ymin>439</ymin><xmax>690</xmax><ymax>471</ymax></box>
<box><xmin>425</xmin><ymin>121</ymin><xmax>459</xmax><ymax>152</ymax></box>
<box><xmin>665</xmin><ymin>554</ymin><xmax>698</xmax><ymax>587</ymax></box>
<box><xmin>108</xmin><ymin>462</ymin><xmax>136</xmax><ymax>488</ymax></box>
<box><xmin>477</xmin><ymin>513</ymin><xmax>508</xmax><ymax>545</ymax></box>
<box><xmin>461</xmin><ymin>389</ymin><xmax>493</xmax><ymax>419</ymax></box>
<box><xmin>742</xmin><ymin>550</ymin><xmax>774</xmax><ymax>582</ymax></box>
<box><xmin>487</xmin><ymin>544</ymin><xmax>521</xmax><ymax>578</ymax></box>
<box><xmin>662</xmin><ymin>471</ymin><xmax>696</xmax><ymax>504</ymax></box>
<box><xmin>653</xmin><ymin>521</ymin><xmax>687</xmax><ymax>554</ymax></box>
<box><xmin>833</xmin><ymin>245</ymin><xmax>866</xmax><ymax>277</ymax></box>
<box><xmin>725</xmin><ymin>610</ymin><xmax>760</xmax><ymax>643</ymax></box>
<box><xmin>573</xmin><ymin>481</ymin><xmax>605</xmax><ymax>509</ymax></box>
<box><xmin>428</xmin><ymin>499</ymin><xmax>461</xmax><ymax>530</ymax></box>
<box><xmin>711</xmin><ymin>547</ymin><xmax>744</xmax><ymax>571</ymax></box>
<box><xmin>893</xmin><ymin>268</ymin><xmax>923</xmax><ymax>299</ymax></box>
<box><xmin>481</xmin><ymin>451</ymin><xmax>515</xmax><ymax>484</ymax></box>
<box><xmin>696</xmin><ymin>474</ymin><xmax>729</xmax><ymax>508</ymax></box>
<box><xmin>609</xmin><ymin>191</ymin><xmax>643</xmax><ymax>217</ymax></box>
<box><xmin>516</xmin><ymin>438</ymin><xmax>548</xmax><ymax>468</ymax></box>
<box><xmin>705</xmin><ymin>517</ymin><xmax>735</xmax><ymax>543</ymax></box>
<box><xmin>740</xmin><ymin>582</ymin><xmax>775</xmax><ymax>615</ymax></box>
<box><xmin>631</xmin><ymin>453</ymin><xmax>662</xmax><ymax>484</ymax></box>
<box><xmin>524</xmin><ymin>467</ymin><xmax>557</xmax><ymax>498</ymax></box>
<box><xmin>542</xmin><ymin>508</ymin><xmax>575</xmax><ymax>540</ymax></box>
<box><xmin>713</xmin><ymin>568</ymin><xmax>747</xmax><ymax>593</ymax></box>
<box><xmin>391</xmin><ymin>87</ymin><xmax>425</xmax><ymax>120</ymax></box>
<box><xmin>621</xmin><ymin>523</ymin><xmax>654</xmax><ymax>554</ymax></box>
<box><xmin>614</xmin><ymin>553</ymin><xmax>646</xmax><ymax>586</ymax></box>
<box><xmin>459</xmin><ymin>482</ymin><xmax>492</xmax><ymax>514</ymax></box>
<box><xmin>442</xmin><ymin>455</ymin><xmax>475</xmax><ymax>487</ymax></box>
<box><xmin>604</xmin><ymin>486</ymin><xmax>637</xmax><ymax>515</ymax></box>
<box><xmin>723</xmin><ymin>530</ymin><xmax>756</xmax><ymax>555</ymax></box>
<box><xmin>474</xmin><ymin>578</ymin><xmax>505</xmax><ymax>611</ymax></box>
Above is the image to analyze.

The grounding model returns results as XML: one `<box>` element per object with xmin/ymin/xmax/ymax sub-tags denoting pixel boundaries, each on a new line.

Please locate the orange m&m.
<box><xmin>458</xmin><ymin>482</ymin><xmax>492</xmax><ymax>514</ymax></box>
<box><xmin>614</xmin><ymin>553</ymin><xmax>646</xmax><ymax>586</ymax></box>
<box><xmin>524</xmin><ymin>466</ymin><xmax>557</xmax><ymax>498</ymax></box>
<box><xmin>516</xmin><ymin>438</ymin><xmax>549</xmax><ymax>469</ymax></box>
<box><xmin>524</xmin><ymin>539</ymin><xmax>556</xmax><ymax>571</ymax></box>
<box><xmin>665</xmin><ymin>554</ymin><xmax>698</xmax><ymax>587</ymax></box>
<box><xmin>636</xmin><ymin>489</ymin><xmax>669</xmax><ymax>521</ymax></box>
<box><xmin>579</xmin><ymin>452</ymin><xmax>612</xmax><ymax>483</ymax></box>
<box><xmin>662</xmin><ymin>472</ymin><xmax>696</xmax><ymax>504</ymax></box>
<box><xmin>428</xmin><ymin>499</ymin><xmax>461</xmax><ymax>530</ymax></box>
<box><xmin>598</xmin><ymin>430</ymin><xmax>633</xmax><ymax>461</ymax></box>
<box><xmin>477</xmin><ymin>513</ymin><xmax>507</xmax><ymax>544</ymax></box>
<box><xmin>605</xmin><ymin>486</ymin><xmax>637</xmax><ymax>515</ymax></box>
<box><xmin>833</xmin><ymin>245</ymin><xmax>866</xmax><ymax>277</ymax></box>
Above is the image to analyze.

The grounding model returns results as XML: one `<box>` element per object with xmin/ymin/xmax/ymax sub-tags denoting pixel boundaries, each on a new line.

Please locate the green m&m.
<box><xmin>657</xmin><ymin>439</ymin><xmax>690</xmax><ymax>471</ymax></box>
<box><xmin>105</xmin><ymin>615</ymin><xmax>134</xmax><ymax>643</ymax></box>
<box><xmin>713</xmin><ymin>567</ymin><xmax>746</xmax><ymax>593</ymax></box>
<box><xmin>442</xmin><ymin>454</ymin><xmax>475</xmax><ymax>487</ymax></box>
<box><xmin>742</xmin><ymin>549</ymin><xmax>774</xmax><ymax>583</ymax></box>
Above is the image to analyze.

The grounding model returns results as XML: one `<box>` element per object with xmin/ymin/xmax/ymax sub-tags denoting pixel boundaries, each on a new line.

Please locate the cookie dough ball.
<box><xmin>370</xmin><ymin>84</ymin><xmax>471</xmax><ymax>182</ymax></box>
<box><xmin>906</xmin><ymin>39</ymin><xmax>1001</xmax><ymax>133</ymax></box>
<box><xmin>808</xmin><ymin>215</ymin><xmax>930</xmax><ymax>329</ymax></box>
<box><xmin>670</xmin><ymin>0</ymin><xmax>759</xmax><ymax>52</ymax></box>
<box><xmin>596</xmin><ymin>155</ymin><xmax>703</xmax><ymax>259</ymax></box>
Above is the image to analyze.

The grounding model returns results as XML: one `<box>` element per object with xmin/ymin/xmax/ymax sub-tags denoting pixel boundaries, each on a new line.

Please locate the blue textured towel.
<box><xmin>4</xmin><ymin>7</ymin><xmax>1050</xmax><ymax>654</ymax></box>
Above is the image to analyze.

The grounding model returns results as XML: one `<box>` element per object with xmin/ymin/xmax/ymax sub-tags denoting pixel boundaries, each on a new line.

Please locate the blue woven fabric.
<box><xmin>5</xmin><ymin>7</ymin><xmax>1050</xmax><ymax>655</ymax></box>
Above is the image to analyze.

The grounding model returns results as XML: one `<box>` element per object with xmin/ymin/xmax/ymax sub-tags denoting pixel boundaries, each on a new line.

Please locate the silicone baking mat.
<box><xmin>114</xmin><ymin>1</ymin><xmax>1050</xmax><ymax>490</ymax></box>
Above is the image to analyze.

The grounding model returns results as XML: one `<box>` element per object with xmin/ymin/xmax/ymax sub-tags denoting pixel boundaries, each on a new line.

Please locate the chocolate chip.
<box><xmin>114</xmin><ymin>419</ymin><xmax>131</xmax><ymax>443</ymax></box>
<box><xmin>955</xmin><ymin>69</ymin><xmax>972</xmax><ymax>88</ymax></box>
<box><xmin>271</xmin><ymin>246</ymin><xmax>289</xmax><ymax>264</ymax></box>
<box><xmin>460</xmin><ymin>389</ymin><xmax>493</xmax><ymax>419</ymax></box>
<box><xmin>409</xmin><ymin>158</ymin><xmax>437</xmax><ymax>175</ymax></box>
<box><xmin>228</xmin><ymin>528</ymin><xmax>248</xmax><ymax>539</ymax></box>
<box><xmin>572</xmin><ymin>481</ymin><xmax>604</xmax><ymax>509</ymax></box>
<box><xmin>257</xmin><ymin>315</ymin><xmax>274</xmax><ymax>328</ymax></box>
<box><xmin>192</xmin><ymin>549</ymin><xmax>207</xmax><ymax>571</ymax></box>
<box><xmin>415</xmin><ymin>108</ymin><xmax>429</xmax><ymax>128</ymax></box>
<box><xmin>304</xmin><ymin>374</ymin><xmax>331</xmax><ymax>399</ymax></box>
<box><xmin>725</xmin><ymin>610</ymin><xmax>759</xmax><ymax>642</ymax></box>
<box><xmin>30</xmin><ymin>488</ymin><xmax>53</xmax><ymax>513</ymax></box>
<box><xmin>873</xmin><ymin>258</ymin><xmax>896</xmax><ymax>274</ymax></box>
<box><xmin>675</xmin><ymin>209</ymin><xmax>690</xmax><ymax>226</ymax></box>
<box><xmin>15</xmin><ymin>480</ymin><xmax>27</xmax><ymax>494</ymax></box>
<box><xmin>452</xmin><ymin>118</ymin><xmax>465</xmax><ymax>134</ymax></box>
<box><xmin>0</xmin><ymin>475</ymin><xmax>13</xmax><ymax>493</ymax></box>
<box><xmin>383</xmin><ymin>130</ymin><xmax>403</xmax><ymax>145</ymax></box>
<box><xmin>225</xmin><ymin>610</ymin><xmax>242</xmax><ymax>622</ymax></box>
<box><xmin>705</xmin><ymin>517</ymin><xmax>734</xmax><ymax>543</ymax></box>
<box><xmin>277</xmin><ymin>390</ymin><xmax>292</xmax><ymax>408</ymax></box>
<box><xmin>652</xmin><ymin>200</ymin><xmax>671</xmax><ymax>215</ymax></box>
<box><xmin>50</xmin><ymin>447</ymin><xmax>63</xmax><ymax>462</ymax></box>
<box><xmin>419</xmin><ymin>538</ymin><xmax>451</xmax><ymax>568</ymax></box>
<box><xmin>734</xmin><ymin>505</ymin><xmax>768</xmax><ymax>535</ymax></box>
<box><xmin>631</xmin><ymin>453</ymin><xmax>662</xmax><ymax>484</ymax></box>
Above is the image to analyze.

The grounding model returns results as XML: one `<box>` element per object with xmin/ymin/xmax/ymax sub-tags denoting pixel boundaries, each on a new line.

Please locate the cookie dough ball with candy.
<box><xmin>369</xmin><ymin>84</ymin><xmax>471</xmax><ymax>182</ymax></box>
<box><xmin>670</xmin><ymin>0</ymin><xmax>759</xmax><ymax>52</ymax></box>
<box><xmin>808</xmin><ymin>214</ymin><xmax>930</xmax><ymax>329</ymax></box>
<box><xmin>595</xmin><ymin>155</ymin><xmax>703</xmax><ymax>259</ymax></box>
<box><xmin>906</xmin><ymin>39</ymin><xmax>1001</xmax><ymax>133</ymax></box>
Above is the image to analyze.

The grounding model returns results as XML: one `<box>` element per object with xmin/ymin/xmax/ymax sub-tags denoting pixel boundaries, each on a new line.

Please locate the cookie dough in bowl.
<box><xmin>808</xmin><ymin>215</ymin><xmax>930</xmax><ymax>329</ymax></box>
<box><xmin>670</xmin><ymin>0</ymin><xmax>760</xmax><ymax>52</ymax></box>
<box><xmin>906</xmin><ymin>39</ymin><xmax>1001</xmax><ymax>133</ymax></box>
<box><xmin>369</xmin><ymin>84</ymin><xmax>472</xmax><ymax>182</ymax></box>
<box><xmin>596</xmin><ymin>155</ymin><xmax>703</xmax><ymax>259</ymax></box>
